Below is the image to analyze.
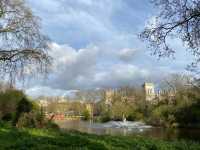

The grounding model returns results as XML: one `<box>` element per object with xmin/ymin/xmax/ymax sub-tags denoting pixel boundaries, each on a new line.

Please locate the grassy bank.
<box><xmin>0</xmin><ymin>123</ymin><xmax>200</xmax><ymax>150</ymax></box>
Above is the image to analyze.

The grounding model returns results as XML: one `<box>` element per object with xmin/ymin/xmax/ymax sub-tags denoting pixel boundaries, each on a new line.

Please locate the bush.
<box><xmin>44</xmin><ymin>121</ymin><xmax>59</xmax><ymax>130</ymax></box>
<box><xmin>16</xmin><ymin>111</ymin><xmax>59</xmax><ymax>130</ymax></box>
<box><xmin>99</xmin><ymin>111</ymin><xmax>111</xmax><ymax>122</ymax></box>
<box><xmin>17</xmin><ymin>112</ymin><xmax>36</xmax><ymax>128</ymax></box>
<box><xmin>13</xmin><ymin>97</ymin><xmax>33</xmax><ymax>126</ymax></box>
<box><xmin>17</xmin><ymin>97</ymin><xmax>33</xmax><ymax>114</ymax></box>
<box><xmin>0</xmin><ymin>89</ymin><xmax>59</xmax><ymax>130</ymax></box>
<box><xmin>127</xmin><ymin>111</ymin><xmax>144</xmax><ymax>121</ymax></box>
<box><xmin>82</xmin><ymin>110</ymin><xmax>90</xmax><ymax>121</ymax></box>
<box><xmin>0</xmin><ymin>89</ymin><xmax>25</xmax><ymax>121</ymax></box>
<box><xmin>2</xmin><ymin>113</ymin><xmax>14</xmax><ymax>122</ymax></box>
<box><xmin>174</xmin><ymin>100</ymin><xmax>200</xmax><ymax>127</ymax></box>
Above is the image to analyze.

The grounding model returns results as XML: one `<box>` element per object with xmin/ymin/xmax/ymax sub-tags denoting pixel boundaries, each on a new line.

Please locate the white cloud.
<box><xmin>48</xmin><ymin>43</ymin><xmax>150</xmax><ymax>88</ymax></box>
<box><xmin>118</xmin><ymin>48</ymin><xmax>137</xmax><ymax>62</ymax></box>
<box><xmin>25</xmin><ymin>42</ymin><xmax>152</xmax><ymax>97</ymax></box>
<box><xmin>47</xmin><ymin>43</ymin><xmax>99</xmax><ymax>89</ymax></box>
<box><xmin>24</xmin><ymin>40</ymin><xmax>190</xmax><ymax>98</ymax></box>
<box><xmin>23</xmin><ymin>1</ymin><xmax>191</xmax><ymax>98</ymax></box>
<box><xmin>25</xmin><ymin>86</ymin><xmax>78</xmax><ymax>98</ymax></box>
<box><xmin>93</xmin><ymin>64</ymin><xmax>149</xmax><ymax>87</ymax></box>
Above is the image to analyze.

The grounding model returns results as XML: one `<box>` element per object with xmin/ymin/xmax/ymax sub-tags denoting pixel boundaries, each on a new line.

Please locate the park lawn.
<box><xmin>0</xmin><ymin>124</ymin><xmax>200</xmax><ymax>150</ymax></box>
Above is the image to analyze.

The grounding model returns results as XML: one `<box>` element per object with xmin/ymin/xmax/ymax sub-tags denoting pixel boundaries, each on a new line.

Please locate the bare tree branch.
<box><xmin>140</xmin><ymin>0</ymin><xmax>200</xmax><ymax>73</ymax></box>
<box><xmin>0</xmin><ymin>0</ymin><xmax>52</xmax><ymax>85</ymax></box>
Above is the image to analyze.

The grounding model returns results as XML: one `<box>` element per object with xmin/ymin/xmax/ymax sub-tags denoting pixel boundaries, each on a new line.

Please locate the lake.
<box><xmin>56</xmin><ymin>120</ymin><xmax>200</xmax><ymax>141</ymax></box>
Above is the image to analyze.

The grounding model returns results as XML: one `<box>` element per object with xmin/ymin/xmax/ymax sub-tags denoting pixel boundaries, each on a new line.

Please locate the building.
<box><xmin>37</xmin><ymin>99</ymin><xmax>49</xmax><ymax>107</ymax></box>
<box><xmin>143</xmin><ymin>82</ymin><xmax>156</xmax><ymax>101</ymax></box>
<box><xmin>143</xmin><ymin>82</ymin><xmax>176</xmax><ymax>103</ymax></box>
<box><xmin>105</xmin><ymin>89</ymin><xmax>115</xmax><ymax>105</ymax></box>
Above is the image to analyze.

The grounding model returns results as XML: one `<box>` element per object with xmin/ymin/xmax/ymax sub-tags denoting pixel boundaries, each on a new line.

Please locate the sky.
<box><xmin>24</xmin><ymin>0</ymin><xmax>192</xmax><ymax>98</ymax></box>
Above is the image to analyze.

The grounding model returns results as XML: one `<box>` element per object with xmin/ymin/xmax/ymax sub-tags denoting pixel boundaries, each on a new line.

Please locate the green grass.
<box><xmin>0</xmin><ymin>123</ymin><xmax>200</xmax><ymax>150</ymax></box>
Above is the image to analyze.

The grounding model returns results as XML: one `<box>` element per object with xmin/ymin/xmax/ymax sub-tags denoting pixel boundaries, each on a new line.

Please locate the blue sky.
<box><xmin>24</xmin><ymin>0</ymin><xmax>192</xmax><ymax>97</ymax></box>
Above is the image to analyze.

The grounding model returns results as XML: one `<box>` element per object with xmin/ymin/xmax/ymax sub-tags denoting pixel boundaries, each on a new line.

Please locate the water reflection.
<box><xmin>56</xmin><ymin>120</ymin><xmax>200</xmax><ymax>141</ymax></box>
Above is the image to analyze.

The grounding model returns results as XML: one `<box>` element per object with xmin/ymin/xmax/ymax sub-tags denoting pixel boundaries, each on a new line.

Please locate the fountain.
<box><xmin>103</xmin><ymin>121</ymin><xmax>152</xmax><ymax>130</ymax></box>
<box><xmin>102</xmin><ymin>115</ymin><xmax>152</xmax><ymax>130</ymax></box>
<box><xmin>123</xmin><ymin>114</ymin><xmax>126</xmax><ymax>123</ymax></box>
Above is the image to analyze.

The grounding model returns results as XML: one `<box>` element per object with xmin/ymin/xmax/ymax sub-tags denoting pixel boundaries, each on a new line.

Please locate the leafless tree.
<box><xmin>0</xmin><ymin>0</ymin><xmax>51</xmax><ymax>85</ymax></box>
<box><xmin>140</xmin><ymin>0</ymin><xmax>200</xmax><ymax>73</ymax></box>
<box><xmin>160</xmin><ymin>74</ymin><xmax>193</xmax><ymax>92</ymax></box>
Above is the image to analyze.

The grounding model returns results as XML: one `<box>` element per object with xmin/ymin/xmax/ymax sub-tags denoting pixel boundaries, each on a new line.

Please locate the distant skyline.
<box><xmin>24</xmin><ymin>0</ymin><xmax>193</xmax><ymax>97</ymax></box>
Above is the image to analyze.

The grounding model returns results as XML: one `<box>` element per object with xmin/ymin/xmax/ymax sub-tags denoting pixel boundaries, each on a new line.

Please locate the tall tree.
<box><xmin>140</xmin><ymin>0</ymin><xmax>200</xmax><ymax>73</ymax></box>
<box><xmin>0</xmin><ymin>0</ymin><xmax>51</xmax><ymax>84</ymax></box>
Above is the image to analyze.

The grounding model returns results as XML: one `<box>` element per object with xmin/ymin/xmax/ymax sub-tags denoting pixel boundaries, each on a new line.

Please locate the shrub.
<box><xmin>44</xmin><ymin>121</ymin><xmax>59</xmax><ymax>130</ymax></box>
<box><xmin>149</xmin><ymin>105</ymin><xmax>176</xmax><ymax>127</ymax></box>
<box><xmin>17</xmin><ymin>112</ymin><xmax>36</xmax><ymax>128</ymax></box>
<box><xmin>82</xmin><ymin>110</ymin><xmax>90</xmax><ymax>121</ymax></box>
<box><xmin>16</xmin><ymin>97</ymin><xmax>33</xmax><ymax>114</ymax></box>
<box><xmin>16</xmin><ymin>111</ymin><xmax>58</xmax><ymax>129</ymax></box>
<box><xmin>174</xmin><ymin>100</ymin><xmax>200</xmax><ymax>127</ymax></box>
<box><xmin>99</xmin><ymin>111</ymin><xmax>111</xmax><ymax>122</ymax></box>
<box><xmin>2</xmin><ymin>113</ymin><xmax>14</xmax><ymax>122</ymax></box>
<box><xmin>0</xmin><ymin>89</ymin><xmax>24</xmax><ymax>121</ymax></box>
<box><xmin>13</xmin><ymin>97</ymin><xmax>33</xmax><ymax>126</ymax></box>
<box><xmin>127</xmin><ymin>112</ymin><xmax>144</xmax><ymax>121</ymax></box>
<box><xmin>0</xmin><ymin>89</ymin><xmax>59</xmax><ymax>130</ymax></box>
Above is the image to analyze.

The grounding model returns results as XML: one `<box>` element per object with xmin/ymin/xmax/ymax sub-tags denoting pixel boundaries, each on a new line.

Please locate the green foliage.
<box><xmin>16</xmin><ymin>110</ymin><xmax>59</xmax><ymax>129</ymax></box>
<box><xmin>96</xmin><ymin>87</ymin><xmax>151</xmax><ymax>122</ymax></box>
<box><xmin>82</xmin><ymin>109</ymin><xmax>90</xmax><ymax>121</ymax></box>
<box><xmin>44</xmin><ymin>121</ymin><xmax>59</xmax><ymax>130</ymax></box>
<box><xmin>174</xmin><ymin>100</ymin><xmax>200</xmax><ymax>127</ymax></box>
<box><xmin>111</xmin><ymin>101</ymin><xmax>126</xmax><ymax>120</ymax></box>
<box><xmin>17</xmin><ymin>113</ymin><xmax>37</xmax><ymax>128</ymax></box>
<box><xmin>0</xmin><ymin>89</ymin><xmax>25</xmax><ymax>121</ymax></box>
<box><xmin>0</xmin><ymin>89</ymin><xmax>57</xmax><ymax>130</ymax></box>
<box><xmin>149</xmin><ymin>105</ymin><xmax>175</xmax><ymax>127</ymax></box>
<box><xmin>2</xmin><ymin>113</ymin><xmax>14</xmax><ymax>122</ymax></box>
<box><xmin>99</xmin><ymin>111</ymin><xmax>111</xmax><ymax>122</ymax></box>
<box><xmin>95</xmin><ymin>82</ymin><xmax>200</xmax><ymax>128</ymax></box>
<box><xmin>0</xmin><ymin>123</ymin><xmax>200</xmax><ymax>150</ymax></box>
<box><xmin>13</xmin><ymin>97</ymin><xmax>33</xmax><ymax>126</ymax></box>
<box><xmin>17</xmin><ymin>97</ymin><xmax>33</xmax><ymax>114</ymax></box>
<box><xmin>127</xmin><ymin>111</ymin><xmax>144</xmax><ymax>121</ymax></box>
<box><xmin>146</xmin><ymin>86</ymin><xmax>200</xmax><ymax>128</ymax></box>
<box><xmin>95</xmin><ymin>101</ymin><xmax>112</xmax><ymax>122</ymax></box>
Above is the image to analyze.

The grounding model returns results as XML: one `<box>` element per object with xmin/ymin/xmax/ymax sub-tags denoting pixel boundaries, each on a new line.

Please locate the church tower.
<box><xmin>143</xmin><ymin>82</ymin><xmax>155</xmax><ymax>101</ymax></box>
<box><xmin>105</xmin><ymin>89</ymin><xmax>114</xmax><ymax>105</ymax></box>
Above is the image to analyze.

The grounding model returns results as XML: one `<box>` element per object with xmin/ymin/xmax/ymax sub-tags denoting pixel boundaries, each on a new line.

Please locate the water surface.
<box><xmin>56</xmin><ymin>120</ymin><xmax>200</xmax><ymax>141</ymax></box>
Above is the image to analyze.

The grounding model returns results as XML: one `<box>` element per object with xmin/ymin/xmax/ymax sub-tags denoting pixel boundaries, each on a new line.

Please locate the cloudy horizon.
<box><xmin>23</xmin><ymin>0</ymin><xmax>193</xmax><ymax>98</ymax></box>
